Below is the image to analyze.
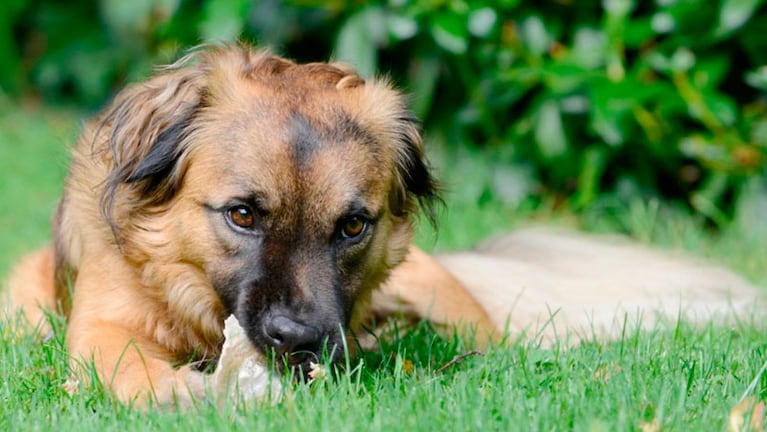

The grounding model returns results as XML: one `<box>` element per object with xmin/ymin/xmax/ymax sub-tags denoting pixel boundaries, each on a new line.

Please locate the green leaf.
<box><xmin>430</xmin><ymin>13</ymin><xmax>468</xmax><ymax>55</ymax></box>
<box><xmin>650</xmin><ymin>12</ymin><xmax>675</xmax><ymax>33</ymax></box>
<box><xmin>702</xmin><ymin>91</ymin><xmax>737</xmax><ymax>126</ymax></box>
<box><xmin>542</xmin><ymin>63</ymin><xmax>589</xmax><ymax>94</ymax></box>
<box><xmin>468</xmin><ymin>7</ymin><xmax>497</xmax><ymax>38</ymax></box>
<box><xmin>387</xmin><ymin>13</ymin><xmax>418</xmax><ymax>41</ymax></box>
<box><xmin>714</xmin><ymin>0</ymin><xmax>765</xmax><ymax>37</ymax></box>
<box><xmin>745</xmin><ymin>66</ymin><xmax>767</xmax><ymax>90</ymax></box>
<box><xmin>408</xmin><ymin>54</ymin><xmax>440</xmax><ymax>119</ymax></box>
<box><xmin>603</xmin><ymin>0</ymin><xmax>635</xmax><ymax>16</ymax></box>
<box><xmin>490</xmin><ymin>164</ymin><xmax>535</xmax><ymax>205</ymax></box>
<box><xmin>570</xmin><ymin>27</ymin><xmax>607</xmax><ymax>69</ymax></box>
<box><xmin>690</xmin><ymin>172</ymin><xmax>730</xmax><ymax>226</ymax></box>
<box><xmin>589</xmin><ymin>79</ymin><xmax>634</xmax><ymax>147</ymax></box>
<box><xmin>497</xmin><ymin>0</ymin><xmax>521</xmax><ymax>9</ymax></box>
<box><xmin>647</xmin><ymin>52</ymin><xmax>671</xmax><ymax>73</ymax></box>
<box><xmin>199</xmin><ymin>0</ymin><xmax>250</xmax><ymax>42</ymax></box>
<box><xmin>520</xmin><ymin>15</ymin><xmax>551</xmax><ymax>56</ymax></box>
<box><xmin>0</xmin><ymin>0</ymin><xmax>27</xmax><ymax>93</ymax></box>
<box><xmin>750</xmin><ymin>119</ymin><xmax>767</xmax><ymax>145</ymax></box>
<box><xmin>734</xmin><ymin>177</ymin><xmax>767</xmax><ymax>240</ymax></box>
<box><xmin>591</xmin><ymin>106</ymin><xmax>625</xmax><ymax>147</ymax></box>
<box><xmin>335</xmin><ymin>7</ymin><xmax>387</xmax><ymax>79</ymax></box>
<box><xmin>692</xmin><ymin>56</ymin><xmax>730</xmax><ymax>89</ymax></box>
<box><xmin>535</xmin><ymin>100</ymin><xmax>568</xmax><ymax>159</ymax></box>
<box><xmin>669</xmin><ymin>47</ymin><xmax>695</xmax><ymax>72</ymax></box>
<box><xmin>101</xmin><ymin>0</ymin><xmax>154</xmax><ymax>34</ymax></box>
<box><xmin>572</xmin><ymin>146</ymin><xmax>607</xmax><ymax>209</ymax></box>
<box><xmin>623</xmin><ymin>16</ymin><xmax>655</xmax><ymax>48</ymax></box>
<box><xmin>680</xmin><ymin>134</ymin><xmax>730</xmax><ymax>163</ymax></box>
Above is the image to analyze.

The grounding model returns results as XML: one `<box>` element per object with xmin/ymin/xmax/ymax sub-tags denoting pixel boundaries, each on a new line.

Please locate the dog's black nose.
<box><xmin>263</xmin><ymin>315</ymin><xmax>322</xmax><ymax>360</ymax></box>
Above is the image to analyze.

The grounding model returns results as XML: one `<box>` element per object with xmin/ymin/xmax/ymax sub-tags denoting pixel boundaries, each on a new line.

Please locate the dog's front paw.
<box><xmin>147</xmin><ymin>365</ymin><xmax>208</xmax><ymax>410</ymax></box>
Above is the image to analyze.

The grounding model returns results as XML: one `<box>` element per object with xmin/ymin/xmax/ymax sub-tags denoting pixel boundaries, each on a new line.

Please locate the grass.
<box><xmin>1</xmin><ymin>104</ymin><xmax>766</xmax><ymax>430</ymax></box>
<box><xmin>0</xmin><ymin>104</ymin><xmax>72</xmax><ymax>278</ymax></box>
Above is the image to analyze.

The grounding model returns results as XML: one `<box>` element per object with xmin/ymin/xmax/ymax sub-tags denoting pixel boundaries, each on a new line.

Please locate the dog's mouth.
<box><xmin>267</xmin><ymin>343</ymin><xmax>342</xmax><ymax>381</ymax></box>
<box><xmin>235</xmin><ymin>311</ymin><xmax>347</xmax><ymax>380</ymax></box>
<box><xmin>244</xmin><ymin>322</ymin><xmax>344</xmax><ymax>380</ymax></box>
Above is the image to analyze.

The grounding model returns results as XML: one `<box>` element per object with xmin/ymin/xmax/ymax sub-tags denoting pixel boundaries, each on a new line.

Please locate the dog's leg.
<box><xmin>65</xmin><ymin>257</ymin><xmax>208</xmax><ymax>408</ymax></box>
<box><xmin>66</xmin><ymin>320</ymin><xmax>206</xmax><ymax>408</ymax></box>
<box><xmin>373</xmin><ymin>246</ymin><xmax>501</xmax><ymax>347</ymax></box>
<box><xmin>2</xmin><ymin>246</ymin><xmax>57</xmax><ymax>335</ymax></box>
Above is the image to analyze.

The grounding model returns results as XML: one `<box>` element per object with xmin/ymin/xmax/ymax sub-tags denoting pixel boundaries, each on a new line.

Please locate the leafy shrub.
<box><xmin>328</xmin><ymin>0</ymin><xmax>767</xmax><ymax>224</ymax></box>
<box><xmin>3</xmin><ymin>0</ymin><xmax>766</xmax><ymax>224</ymax></box>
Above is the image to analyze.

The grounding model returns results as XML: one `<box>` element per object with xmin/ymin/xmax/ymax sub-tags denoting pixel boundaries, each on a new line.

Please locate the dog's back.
<box><xmin>437</xmin><ymin>229</ymin><xmax>763</xmax><ymax>344</ymax></box>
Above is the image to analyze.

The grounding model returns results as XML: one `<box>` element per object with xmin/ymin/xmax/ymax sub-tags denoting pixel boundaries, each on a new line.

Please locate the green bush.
<box><xmin>3</xmin><ymin>0</ymin><xmax>766</xmax><ymax>224</ymax></box>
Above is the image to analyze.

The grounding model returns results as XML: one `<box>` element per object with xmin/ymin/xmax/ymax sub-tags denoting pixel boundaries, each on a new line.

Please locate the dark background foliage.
<box><xmin>2</xmin><ymin>0</ymin><xmax>766</xmax><ymax>226</ymax></box>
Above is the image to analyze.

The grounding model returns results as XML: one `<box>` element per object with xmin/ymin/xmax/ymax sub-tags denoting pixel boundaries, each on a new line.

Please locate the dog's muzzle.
<box><xmin>263</xmin><ymin>314</ymin><xmax>321</xmax><ymax>358</ymax></box>
<box><xmin>261</xmin><ymin>313</ymin><xmax>341</xmax><ymax>376</ymax></box>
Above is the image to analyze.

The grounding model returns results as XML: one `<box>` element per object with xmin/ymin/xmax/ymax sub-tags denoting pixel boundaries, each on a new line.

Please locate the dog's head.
<box><xmin>98</xmin><ymin>45</ymin><xmax>438</xmax><ymax>373</ymax></box>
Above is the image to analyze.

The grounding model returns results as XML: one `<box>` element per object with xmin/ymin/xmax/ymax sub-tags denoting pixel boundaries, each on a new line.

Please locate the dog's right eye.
<box><xmin>341</xmin><ymin>216</ymin><xmax>366</xmax><ymax>239</ymax></box>
<box><xmin>227</xmin><ymin>205</ymin><xmax>256</xmax><ymax>230</ymax></box>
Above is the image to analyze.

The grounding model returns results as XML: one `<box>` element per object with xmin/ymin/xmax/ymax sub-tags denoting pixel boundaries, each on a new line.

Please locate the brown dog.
<box><xmin>3</xmin><ymin>44</ymin><xmax>497</xmax><ymax>406</ymax></box>
<box><xmin>3</xmin><ymin>44</ymin><xmax>761</xmax><ymax>407</ymax></box>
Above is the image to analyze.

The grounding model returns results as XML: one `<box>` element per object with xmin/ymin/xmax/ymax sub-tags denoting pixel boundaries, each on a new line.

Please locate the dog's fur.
<box><xmin>2</xmin><ymin>44</ymin><xmax>762</xmax><ymax>407</ymax></box>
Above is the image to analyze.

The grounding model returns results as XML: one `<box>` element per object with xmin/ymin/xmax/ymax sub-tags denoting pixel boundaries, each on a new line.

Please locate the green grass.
<box><xmin>0</xmin><ymin>104</ymin><xmax>72</xmax><ymax>278</ymax></box>
<box><xmin>4</xmin><ymin>315</ymin><xmax>767</xmax><ymax>430</ymax></box>
<box><xmin>1</xmin><ymin>105</ymin><xmax>766</xmax><ymax>430</ymax></box>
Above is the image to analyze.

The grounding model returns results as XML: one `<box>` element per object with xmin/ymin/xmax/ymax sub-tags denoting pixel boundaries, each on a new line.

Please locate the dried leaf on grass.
<box><xmin>436</xmin><ymin>350</ymin><xmax>483</xmax><ymax>374</ymax></box>
<box><xmin>62</xmin><ymin>376</ymin><xmax>80</xmax><ymax>395</ymax></box>
<box><xmin>308</xmin><ymin>362</ymin><xmax>327</xmax><ymax>382</ymax></box>
<box><xmin>594</xmin><ymin>364</ymin><xmax>622</xmax><ymax>382</ymax></box>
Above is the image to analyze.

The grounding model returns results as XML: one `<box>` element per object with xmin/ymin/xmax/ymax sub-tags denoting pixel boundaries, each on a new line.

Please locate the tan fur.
<box><xmin>372</xmin><ymin>247</ymin><xmax>501</xmax><ymax>347</ymax></box>
<box><xmin>435</xmin><ymin>229</ymin><xmax>763</xmax><ymax>344</ymax></box>
<box><xmin>2</xmin><ymin>44</ymin><xmax>763</xmax><ymax>408</ymax></box>
<box><xmin>3</xmin><ymin>247</ymin><xmax>56</xmax><ymax>334</ymax></box>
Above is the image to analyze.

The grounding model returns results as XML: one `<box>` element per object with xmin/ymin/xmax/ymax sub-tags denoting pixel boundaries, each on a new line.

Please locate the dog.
<box><xmin>2</xmin><ymin>44</ymin><xmax>762</xmax><ymax>407</ymax></box>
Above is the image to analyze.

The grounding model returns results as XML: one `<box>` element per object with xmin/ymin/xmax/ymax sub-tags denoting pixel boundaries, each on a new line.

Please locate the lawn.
<box><xmin>1</xmin><ymin>104</ymin><xmax>766</xmax><ymax>431</ymax></box>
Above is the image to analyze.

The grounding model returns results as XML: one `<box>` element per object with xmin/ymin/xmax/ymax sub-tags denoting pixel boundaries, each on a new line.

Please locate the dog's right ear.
<box><xmin>98</xmin><ymin>57</ymin><xmax>206</xmax><ymax>231</ymax></box>
<box><xmin>390</xmin><ymin>111</ymin><xmax>441</xmax><ymax>227</ymax></box>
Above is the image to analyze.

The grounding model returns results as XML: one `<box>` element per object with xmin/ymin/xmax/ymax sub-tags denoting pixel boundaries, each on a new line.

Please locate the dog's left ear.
<box><xmin>390</xmin><ymin>111</ymin><xmax>441</xmax><ymax>225</ymax></box>
<box><xmin>99</xmin><ymin>57</ymin><xmax>206</xmax><ymax>227</ymax></box>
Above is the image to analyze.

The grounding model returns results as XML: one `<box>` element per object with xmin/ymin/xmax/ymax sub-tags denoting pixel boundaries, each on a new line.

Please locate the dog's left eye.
<box><xmin>340</xmin><ymin>216</ymin><xmax>367</xmax><ymax>240</ymax></box>
<box><xmin>227</xmin><ymin>205</ymin><xmax>256</xmax><ymax>230</ymax></box>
